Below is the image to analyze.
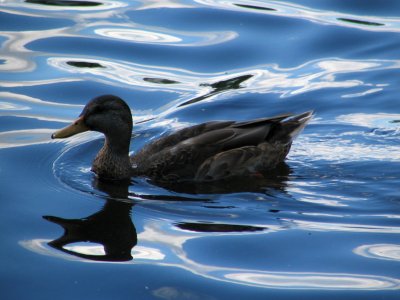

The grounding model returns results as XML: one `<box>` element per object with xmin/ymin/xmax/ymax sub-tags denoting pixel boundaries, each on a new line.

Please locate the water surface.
<box><xmin>1</xmin><ymin>1</ymin><xmax>399</xmax><ymax>299</ymax></box>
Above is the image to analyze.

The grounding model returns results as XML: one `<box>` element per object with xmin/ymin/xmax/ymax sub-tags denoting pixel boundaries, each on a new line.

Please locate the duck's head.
<box><xmin>52</xmin><ymin>95</ymin><xmax>133</xmax><ymax>141</ymax></box>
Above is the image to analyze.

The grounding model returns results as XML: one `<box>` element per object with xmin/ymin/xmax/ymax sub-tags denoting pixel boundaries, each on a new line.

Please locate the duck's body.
<box><xmin>52</xmin><ymin>95</ymin><xmax>313</xmax><ymax>182</ymax></box>
<box><xmin>131</xmin><ymin>117</ymin><xmax>303</xmax><ymax>182</ymax></box>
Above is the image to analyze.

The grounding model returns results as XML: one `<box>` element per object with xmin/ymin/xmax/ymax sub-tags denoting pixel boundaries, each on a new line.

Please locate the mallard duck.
<box><xmin>52</xmin><ymin>95</ymin><xmax>313</xmax><ymax>182</ymax></box>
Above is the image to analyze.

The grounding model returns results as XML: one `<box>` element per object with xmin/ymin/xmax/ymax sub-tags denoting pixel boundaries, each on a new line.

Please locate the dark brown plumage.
<box><xmin>52</xmin><ymin>95</ymin><xmax>313</xmax><ymax>182</ymax></box>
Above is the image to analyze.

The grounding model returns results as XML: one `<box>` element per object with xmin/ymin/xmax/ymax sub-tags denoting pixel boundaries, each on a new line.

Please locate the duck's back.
<box><xmin>130</xmin><ymin>112</ymin><xmax>312</xmax><ymax>182</ymax></box>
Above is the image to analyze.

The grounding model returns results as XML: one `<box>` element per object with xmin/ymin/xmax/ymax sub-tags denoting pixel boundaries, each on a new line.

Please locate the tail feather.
<box><xmin>285</xmin><ymin>110</ymin><xmax>313</xmax><ymax>139</ymax></box>
<box><xmin>270</xmin><ymin>111</ymin><xmax>313</xmax><ymax>143</ymax></box>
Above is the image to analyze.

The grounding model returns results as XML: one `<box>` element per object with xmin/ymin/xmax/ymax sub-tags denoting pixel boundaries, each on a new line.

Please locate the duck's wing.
<box><xmin>134</xmin><ymin>120</ymin><xmax>235</xmax><ymax>156</ymax></box>
<box><xmin>194</xmin><ymin>111</ymin><xmax>313</xmax><ymax>181</ymax></box>
<box><xmin>132</xmin><ymin>111</ymin><xmax>313</xmax><ymax>181</ymax></box>
<box><xmin>194</xmin><ymin>146</ymin><xmax>263</xmax><ymax>181</ymax></box>
<box><xmin>175</xmin><ymin>112</ymin><xmax>307</xmax><ymax>150</ymax></box>
<box><xmin>130</xmin><ymin>120</ymin><xmax>236</xmax><ymax>180</ymax></box>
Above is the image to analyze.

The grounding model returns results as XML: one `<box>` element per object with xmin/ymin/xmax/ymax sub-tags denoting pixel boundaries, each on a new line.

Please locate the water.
<box><xmin>1</xmin><ymin>1</ymin><xmax>399</xmax><ymax>299</ymax></box>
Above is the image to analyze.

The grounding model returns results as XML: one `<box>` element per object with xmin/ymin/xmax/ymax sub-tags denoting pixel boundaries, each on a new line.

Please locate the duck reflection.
<box><xmin>44</xmin><ymin>179</ymin><xmax>136</xmax><ymax>262</ymax></box>
<box><xmin>44</xmin><ymin>164</ymin><xmax>290</xmax><ymax>262</ymax></box>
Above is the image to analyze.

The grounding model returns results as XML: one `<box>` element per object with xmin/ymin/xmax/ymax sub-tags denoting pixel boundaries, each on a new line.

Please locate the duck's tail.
<box><xmin>271</xmin><ymin>110</ymin><xmax>314</xmax><ymax>144</ymax></box>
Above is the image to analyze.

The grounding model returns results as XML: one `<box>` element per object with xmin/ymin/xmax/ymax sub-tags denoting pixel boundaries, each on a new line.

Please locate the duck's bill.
<box><xmin>51</xmin><ymin>116</ymin><xmax>89</xmax><ymax>139</ymax></box>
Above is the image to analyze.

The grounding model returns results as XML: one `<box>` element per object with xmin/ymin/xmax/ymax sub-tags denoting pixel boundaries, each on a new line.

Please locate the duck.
<box><xmin>52</xmin><ymin>95</ymin><xmax>313</xmax><ymax>182</ymax></box>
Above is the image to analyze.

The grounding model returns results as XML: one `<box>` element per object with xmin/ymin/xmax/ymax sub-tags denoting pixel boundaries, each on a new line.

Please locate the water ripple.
<box><xmin>291</xmin><ymin>112</ymin><xmax>400</xmax><ymax>163</ymax></box>
<box><xmin>0</xmin><ymin>129</ymin><xmax>53</xmax><ymax>148</ymax></box>
<box><xmin>197</xmin><ymin>0</ymin><xmax>400</xmax><ymax>33</ymax></box>
<box><xmin>47</xmin><ymin>56</ymin><xmax>397</xmax><ymax>103</ymax></box>
<box><xmin>93</xmin><ymin>26</ymin><xmax>237</xmax><ymax>46</ymax></box>
<box><xmin>4</xmin><ymin>0</ymin><xmax>127</xmax><ymax>11</ymax></box>
<box><xmin>224</xmin><ymin>271</ymin><xmax>400</xmax><ymax>290</ymax></box>
<box><xmin>0</xmin><ymin>92</ymin><xmax>82</xmax><ymax>122</ymax></box>
<box><xmin>95</xmin><ymin>27</ymin><xmax>182</xmax><ymax>43</ymax></box>
<box><xmin>354</xmin><ymin>244</ymin><xmax>400</xmax><ymax>262</ymax></box>
<box><xmin>282</xmin><ymin>219</ymin><xmax>400</xmax><ymax>234</ymax></box>
<box><xmin>20</xmin><ymin>223</ymin><xmax>400</xmax><ymax>290</ymax></box>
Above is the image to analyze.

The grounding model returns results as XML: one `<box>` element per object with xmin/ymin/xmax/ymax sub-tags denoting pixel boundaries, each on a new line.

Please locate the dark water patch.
<box><xmin>26</xmin><ymin>0</ymin><xmax>102</xmax><ymax>7</ymax></box>
<box><xmin>180</xmin><ymin>74</ymin><xmax>253</xmax><ymax>106</ymax></box>
<box><xmin>234</xmin><ymin>3</ymin><xmax>276</xmax><ymax>12</ymax></box>
<box><xmin>143</xmin><ymin>77</ymin><xmax>180</xmax><ymax>84</ymax></box>
<box><xmin>206</xmin><ymin>74</ymin><xmax>253</xmax><ymax>91</ymax></box>
<box><xmin>203</xmin><ymin>205</ymin><xmax>236</xmax><ymax>209</ymax></box>
<box><xmin>66</xmin><ymin>61</ymin><xmax>105</xmax><ymax>68</ymax></box>
<box><xmin>177</xmin><ymin>222</ymin><xmax>265</xmax><ymax>233</ymax></box>
<box><xmin>338</xmin><ymin>18</ymin><xmax>385</xmax><ymax>27</ymax></box>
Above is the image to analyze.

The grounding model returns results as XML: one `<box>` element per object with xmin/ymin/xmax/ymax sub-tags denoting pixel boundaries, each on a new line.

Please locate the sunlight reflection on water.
<box><xmin>197</xmin><ymin>0</ymin><xmax>400</xmax><ymax>32</ymax></box>
<box><xmin>354</xmin><ymin>244</ymin><xmax>400</xmax><ymax>262</ymax></box>
<box><xmin>20</xmin><ymin>231</ymin><xmax>400</xmax><ymax>291</ymax></box>
<box><xmin>93</xmin><ymin>27</ymin><xmax>237</xmax><ymax>46</ymax></box>
<box><xmin>47</xmin><ymin>56</ymin><xmax>397</xmax><ymax>102</ymax></box>
<box><xmin>0</xmin><ymin>129</ymin><xmax>54</xmax><ymax>148</ymax></box>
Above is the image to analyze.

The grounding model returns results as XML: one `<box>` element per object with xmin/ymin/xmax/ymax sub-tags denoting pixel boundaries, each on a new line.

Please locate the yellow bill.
<box><xmin>52</xmin><ymin>116</ymin><xmax>89</xmax><ymax>139</ymax></box>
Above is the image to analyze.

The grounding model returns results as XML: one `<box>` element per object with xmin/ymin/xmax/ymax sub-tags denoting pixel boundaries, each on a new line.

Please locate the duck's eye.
<box><xmin>91</xmin><ymin>106</ymin><xmax>105</xmax><ymax>115</ymax></box>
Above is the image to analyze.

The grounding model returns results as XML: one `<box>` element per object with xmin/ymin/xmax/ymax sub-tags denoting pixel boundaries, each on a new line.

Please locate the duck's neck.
<box><xmin>92</xmin><ymin>134</ymin><xmax>131</xmax><ymax>180</ymax></box>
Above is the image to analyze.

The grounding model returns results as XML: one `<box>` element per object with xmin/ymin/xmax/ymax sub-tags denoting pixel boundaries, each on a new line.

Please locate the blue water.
<box><xmin>1</xmin><ymin>1</ymin><xmax>400</xmax><ymax>299</ymax></box>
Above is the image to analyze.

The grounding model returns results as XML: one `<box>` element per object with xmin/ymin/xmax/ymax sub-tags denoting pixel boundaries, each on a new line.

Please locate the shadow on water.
<box><xmin>44</xmin><ymin>164</ymin><xmax>290</xmax><ymax>262</ymax></box>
